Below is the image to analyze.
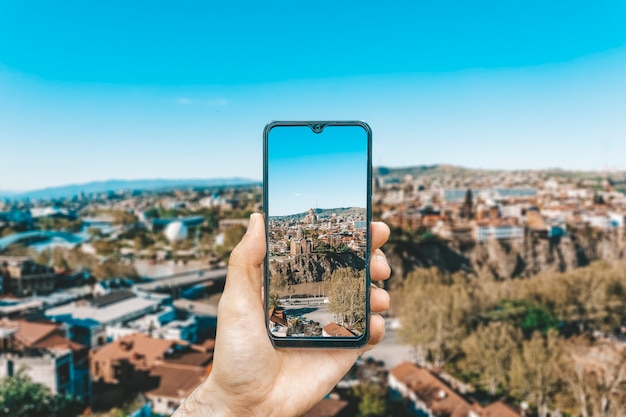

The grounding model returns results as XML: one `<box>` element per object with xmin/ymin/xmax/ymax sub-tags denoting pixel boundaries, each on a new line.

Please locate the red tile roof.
<box><xmin>390</xmin><ymin>362</ymin><xmax>480</xmax><ymax>417</ymax></box>
<box><xmin>323</xmin><ymin>322</ymin><xmax>355</xmax><ymax>337</ymax></box>
<box><xmin>299</xmin><ymin>398</ymin><xmax>349</xmax><ymax>417</ymax></box>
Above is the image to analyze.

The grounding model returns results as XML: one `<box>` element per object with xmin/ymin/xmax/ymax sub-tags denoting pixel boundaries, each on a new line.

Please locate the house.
<box><xmin>389</xmin><ymin>362</ymin><xmax>482</xmax><ymax>417</ymax></box>
<box><xmin>474</xmin><ymin>219</ymin><xmax>523</xmax><ymax>242</ymax></box>
<box><xmin>90</xmin><ymin>333</ymin><xmax>213</xmax><ymax>410</ymax></box>
<box><xmin>46</xmin><ymin>290</ymin><xmax>161</xmax><ymax>347</ymax></box>
<box><xmin>0</xmin><ymin>255</ymin><xmax>57</xmax><ymax>296</ymax></box>
<box><xmin>322</xmin><ymin>322</ymin><xmax>355</xmax><ymax>337</ymax></box>
<box><xmin>389</xmin><ymin>362</ymin><xmax>521</xmax><ymax>417</ymax></box>
<box><xmin>106</xmin><ymin>306</ymin><xmax>198</xmax><ymax>343</ymax></box>
<box><xmin>0</xmin><ymin>319</ymin><xmax>90</xmax><ymax>400</ymax></box>
<box><xmin>145</xmin><ymin>348</ymin><xmax>213</xmax><ymax>414</ymax></box>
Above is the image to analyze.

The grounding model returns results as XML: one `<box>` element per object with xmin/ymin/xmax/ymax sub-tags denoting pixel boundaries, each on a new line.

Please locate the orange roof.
<box><xmin>13</xmin><ymin>320</ymin><xmax>59</xmax><ymax>346</ymax></box>
<box><xmin>269</xmin><ymin>308</ymin><xmax>288</xmax><ymax>327</ymax></box>
<box><xmin>91</xmin><ymin>333</ymin><xmax>184</xmax><ymax>370</ymax></box>
<box><xmin>146</xmin><ymin>365</ymin><xmax>207</xmax><ymax>400</ymax></box>
<box><xmin>323</xmin><ymin>322</ymin><xmax>355</xmax><ymax>337</ymax></box>
<box><xmin>390</xmin><ymin>362</ymin><xmax>478</xmax><ymax>417</ymax></box>
<box><xmin>32</xmin><ymin>333</ymin><xmax>86</xmax><ymax>353</ymax></box>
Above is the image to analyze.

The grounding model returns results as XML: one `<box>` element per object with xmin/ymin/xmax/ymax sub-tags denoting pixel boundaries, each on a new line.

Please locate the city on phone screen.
<box><xmin>263</xmin><ymin>121</ymin><xmax>372</xmax><ymax>348</ymax></box>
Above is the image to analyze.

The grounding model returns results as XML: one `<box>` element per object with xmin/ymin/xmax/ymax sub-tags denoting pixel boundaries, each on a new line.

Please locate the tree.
<box><xmin>398</xmin><ymin>269</ymin><xmax>474</xmax><ymax>367</ymax></box>
<box><xmin>561</xmin><ymin>338</ymin><xmax>626</xmax><ymax>417</ymax></box>
<box><xmin>462</xmin><ymin>188</ymin><xmax>473</xmax><ymax>219</ymax></box>
<box><xmin>509</xmin><ymin>330</ymin><xmax>564</xmax><ymax>417</ymax></box>
<box><xmin>326</xmin><ymin>268</ymin><xmax>366</xmax><ymax>330</ymax></box>
<box><xmin>353</xmin><ymin>383</ymin><xmax>388</xmax><ymax>417</ymax></box>
<box><xmin>0</xmin><ymin>368</ymin><xmax>83</xmax><ymax>417</ymax></box>
<box><xmin>269</xmin><ymin>272</ymin><xmax>287</xmax><ymax>309</ymax></box>
<box><xmin>460</xmin><ymin>321</ymin><xmax>521</xmax><ymax>396</ymax></box>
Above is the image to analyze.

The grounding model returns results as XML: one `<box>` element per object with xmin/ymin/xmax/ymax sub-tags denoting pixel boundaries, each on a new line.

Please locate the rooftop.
<box><xmin>46</xmin><ymin>293</ymin><xmax>160</xmax><ymax>325</ymax></box>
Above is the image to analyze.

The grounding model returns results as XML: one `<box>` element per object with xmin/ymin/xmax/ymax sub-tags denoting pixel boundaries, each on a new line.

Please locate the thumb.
<box><xmin>219</xmin><ymin>213</ymin><xmax>266</xmax><ymax>313</ymax></box>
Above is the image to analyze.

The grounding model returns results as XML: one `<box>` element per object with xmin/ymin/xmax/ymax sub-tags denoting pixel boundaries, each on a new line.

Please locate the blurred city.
<box><xmin>1</xmin><ymin>164</ymin><xmax>626</xmax><ymax>416</ymax></box>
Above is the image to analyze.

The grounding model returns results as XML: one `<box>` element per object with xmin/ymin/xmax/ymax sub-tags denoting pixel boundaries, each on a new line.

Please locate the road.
<box><xmin>134</xmin><ymin>267</ymin><xmax>227</xmax><ymax>291</ymax></box>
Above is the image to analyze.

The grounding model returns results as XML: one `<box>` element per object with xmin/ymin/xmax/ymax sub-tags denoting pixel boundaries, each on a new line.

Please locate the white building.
<box><xmin>106</xmin><ymin>306</ymin><xmax>197</xmax><ymax>343</ymax></box>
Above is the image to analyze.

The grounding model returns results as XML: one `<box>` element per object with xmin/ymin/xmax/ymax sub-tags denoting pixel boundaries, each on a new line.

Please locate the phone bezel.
<box><xmin>263</xmin><ymin>120</ymin><xmax>372</xmax><ymax>348</ymax></box>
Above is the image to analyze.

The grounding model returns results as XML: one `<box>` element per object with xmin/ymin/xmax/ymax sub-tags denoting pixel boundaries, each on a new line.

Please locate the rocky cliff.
<box><xmin>269</xmin><ymin>252</ymin><xmax>366</xmax><ymax>284</ymax></box>
<box><xmin>386</xmin><ymin>228</ymin><xmax>626</xmax><ymax>285</ymax></box>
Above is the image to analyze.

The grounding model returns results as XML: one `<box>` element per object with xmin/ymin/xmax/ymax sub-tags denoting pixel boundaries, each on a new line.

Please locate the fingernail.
<box><xmin>247</xmin><ymin>213</ymin><xmax>257</xmax><ymax>234</ymax></box>
<box><xmin>374</xmin><ymin>255</ymin><xmax>388</xmax><ymax>264</ymax></box>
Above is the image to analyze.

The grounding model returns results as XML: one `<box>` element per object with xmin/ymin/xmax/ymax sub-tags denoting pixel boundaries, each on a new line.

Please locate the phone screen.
<box><xmin>264</xmin><ymin>121</ymin><xmax>371</xmax><ymax>348</ymax></box>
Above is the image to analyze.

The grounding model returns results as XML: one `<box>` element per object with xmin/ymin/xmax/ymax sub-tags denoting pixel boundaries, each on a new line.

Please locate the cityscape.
<box><xmin>1</xmin><ymin>164</ymin><xmax>626</xmax><ymax>416</ymax></box>
<box><xmin>268</xmin><ymin>207</ymin><xmax>367</xmax><ymax>338</ymax></box>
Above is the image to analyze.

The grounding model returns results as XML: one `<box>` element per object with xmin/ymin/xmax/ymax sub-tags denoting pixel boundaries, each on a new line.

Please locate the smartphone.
<box><xmin>263</xmin><ymin>121</ymin><xmax>372</xmax><ymax>348</ymax></box>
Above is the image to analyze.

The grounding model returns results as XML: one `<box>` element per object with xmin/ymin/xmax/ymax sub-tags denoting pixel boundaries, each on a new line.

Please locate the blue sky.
<box><xmin>267</xmin><ymin>125</ymin><xmax>368</xmax><ymax>216</ymax></box>
<box><xmin>1</xmin><ymin>1</ymin><xmax>625</xmax><ymax>191</ymax></box>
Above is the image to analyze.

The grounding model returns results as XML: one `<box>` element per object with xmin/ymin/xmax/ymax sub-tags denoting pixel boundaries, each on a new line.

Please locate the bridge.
<box><xmin>0</xmin><ymin>231</ymin><xmax>85</xmax><ymax>251</ymax></box>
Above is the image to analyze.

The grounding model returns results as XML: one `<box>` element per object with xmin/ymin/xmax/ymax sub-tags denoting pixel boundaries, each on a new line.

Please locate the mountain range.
<box><xmin>0</xmin><ymin>178</ymin><xmax>261</xmax><ymax>201</ymax></box>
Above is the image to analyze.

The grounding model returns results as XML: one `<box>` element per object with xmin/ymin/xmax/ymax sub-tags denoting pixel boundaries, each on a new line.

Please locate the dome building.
<box><xmin>164</xmin><ymin>221</ymin><xmax>188</xmax><ymax>242</ymax></box>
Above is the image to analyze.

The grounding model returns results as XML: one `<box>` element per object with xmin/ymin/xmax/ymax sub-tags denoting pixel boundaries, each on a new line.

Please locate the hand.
<box><xmin>174</xmin><ymin>213</ymin><xmax>391</xmax><ymax>417</ymax></box>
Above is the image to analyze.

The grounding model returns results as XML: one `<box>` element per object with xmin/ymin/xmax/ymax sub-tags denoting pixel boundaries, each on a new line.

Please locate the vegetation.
<box><xmin>326</xmin><ymin>268</ymin><xmax>367</xmax><ymax>331</ymax></box>
<box><xmin>396</xmin><ymin>261</ymin><xmax>626</xmax><ymax>416</ymax></box>
<box><xmin>0</xmin><ymin>368</ymin><xmax>83</xmax><ymax>417</ymax></box>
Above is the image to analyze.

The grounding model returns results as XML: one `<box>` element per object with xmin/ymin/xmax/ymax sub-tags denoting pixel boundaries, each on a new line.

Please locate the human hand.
<box><xmin>174</xmin><ymin>213</ymin><xmax>391</xmax><ymax>417</ymax></box>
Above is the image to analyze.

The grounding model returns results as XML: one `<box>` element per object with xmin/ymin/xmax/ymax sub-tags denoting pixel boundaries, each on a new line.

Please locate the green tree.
<box><xmin>484</xmin><ymin>299</ymin><xmax>558</xmax><ymax>337</ymax></box>
<box><xmin>0</xmin><ymin>368</ymin><xmax>83</xmax><ymax>417</ymax></box>
<box><xmin>326</xmin><ymin>268</ymin><xmax>367</xmax><ymax>330</ymax></box>
<box><xmin>353</xmin><ymin>383</ymin><xmax>388</xmax><ymax>417</ymax></box>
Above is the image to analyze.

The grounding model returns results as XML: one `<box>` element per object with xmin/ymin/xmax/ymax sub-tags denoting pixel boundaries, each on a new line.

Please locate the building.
<box><xmin>474</xmin><ymin>219</ymin><xmax>523</xmax><ymax>242</ymax></box>
<box><xmin>0</xmin><ymin>319</ymin><xmax>90</xmax><ymax>400</ymax></box>
<box><xmin>304</xmin><ymin>208</ymin><xmax>318</xmax><ymax>224</ymax></box>
<box><xmin>389</xmin><ymin>362</ymin><xmax>521</xmax><ymax>417</ymax></box>
<box><xmin>145</xmin><ymin>348</ymin><xmax>213</xmax><ymax>414</ymax></box>
<box><xmin>106</xmin><ymin>306</ymin><xmax>198</xmax><ymax>343</ymax></box>
<box><xmin>0</xmin><ymin>255</ymin><xmax>57</xmax><ymax>296</ymax></box>
<box><xmin>90</xmin><ymin>333</ymin><xmax>212</xmax><ymax>410</ymax></box>
<box><xmin>45</xmin><ymin>290</ymin><xmax>161</xmax><ymax>347</ymax></box>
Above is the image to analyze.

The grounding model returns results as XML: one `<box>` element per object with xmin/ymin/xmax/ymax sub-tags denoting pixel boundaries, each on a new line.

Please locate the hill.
<box><xmin>0</xmin><ymin>178</ymin><xmax>260</xmax><ymax>201</ymax></box>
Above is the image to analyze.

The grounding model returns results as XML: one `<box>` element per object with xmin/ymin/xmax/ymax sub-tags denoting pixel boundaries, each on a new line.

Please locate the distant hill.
<box><xmin>375</xmin><ymin>164</ymin><xmax>626</xmax><ymax>179</ymax></box>
<box><xmin>270</xmin><ymin>207</ymin><xmax>365</xmax><ymax>221</ymax></box>
<box><xmin>0</xmin><ymin>178</ymin><xmax>261</xmax><ymax>201</ymax></box>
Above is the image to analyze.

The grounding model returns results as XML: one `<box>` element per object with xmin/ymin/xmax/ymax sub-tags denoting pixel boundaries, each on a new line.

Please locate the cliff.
<box><xmin>269</xmin><ymin>252</ymin><xmax>366</xmax><ymax>284</ymax></box>
<box><xmin>385</xmin><ymin>228</ymin><xmax>626</xmax><ymax>285</ymax></box>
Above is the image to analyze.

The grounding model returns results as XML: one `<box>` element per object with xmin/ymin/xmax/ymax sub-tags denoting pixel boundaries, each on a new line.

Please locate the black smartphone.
<box><xmin>263</xmin><ymin>121</ymin><xmax>372</xmax><ymax>348</ymax></box>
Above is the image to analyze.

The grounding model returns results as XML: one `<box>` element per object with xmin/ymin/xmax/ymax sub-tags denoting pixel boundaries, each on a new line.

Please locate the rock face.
<box><xmin>269</xmin><ymin>252</ymin><xmax>366</xmax><ymax>284</ymax></box>
<box><xmin>386</xmin><ymin>228</ymin><xmax>626</xmax><ymax>284</ymax></box>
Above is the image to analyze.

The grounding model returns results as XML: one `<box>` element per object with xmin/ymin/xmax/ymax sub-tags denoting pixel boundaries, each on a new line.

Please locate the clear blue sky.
<box><xmin>1</xmin><ymin>1</ymin><xmax>625</xmax><ymax>191</ymax></box>
<box><xmin>267</xmin><ymin>125</ymin><xmax>368</xmax><ymax>216</ymax></box>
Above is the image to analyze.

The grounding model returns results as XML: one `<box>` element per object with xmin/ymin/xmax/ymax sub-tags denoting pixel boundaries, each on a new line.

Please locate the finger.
<box><xmin>370</xmin><ymin>249</ymin><xmax>391</xmax><ymax>282</ymax></box>
<box><xmin>371</xmin><ymin>221</ymin><xmax>390</xmax><ymax>252</ymax></box>
<box><xmin>219</xmin><ymin>213</ymin><xmax>266</xmax><ymax>314</ymax></box>
<box><xmin>359</xmin><ymin>314</ymin><xmax>385</xmax><ymax>354</ymax></box>
<box><xmin>370</xmin><ymin>285</ymin><xmax>390</xmax><ymax>313</ymax></box>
